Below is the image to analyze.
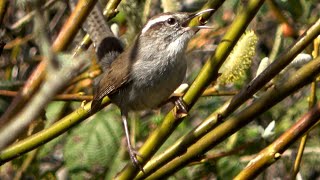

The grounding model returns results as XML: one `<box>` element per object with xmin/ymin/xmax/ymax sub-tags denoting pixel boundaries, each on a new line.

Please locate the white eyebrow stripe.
<box><xmin>142</xmin><ymin>15</ymin><xmax>172</xmax><ymax>33</ymax></box>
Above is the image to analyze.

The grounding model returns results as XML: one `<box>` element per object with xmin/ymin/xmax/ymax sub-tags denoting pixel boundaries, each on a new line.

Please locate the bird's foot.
<box><xmin>128</xmin><ymin>147</ymin><xmax>145</xmax><ymax>173</ymax></box>
<box><xmin>173</xmin><ymin>97</ymin><xmax>188</xmax><ymax>118</ymax></box>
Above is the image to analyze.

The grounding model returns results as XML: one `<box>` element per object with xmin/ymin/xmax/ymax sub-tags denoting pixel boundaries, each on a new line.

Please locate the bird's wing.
<box><xmin>91</xmin><ymin>51</ymin><xmax>132</xmax><ymax>111</ymax></box>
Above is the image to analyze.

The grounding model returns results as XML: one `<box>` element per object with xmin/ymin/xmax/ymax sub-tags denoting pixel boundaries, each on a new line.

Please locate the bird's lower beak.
<box><xmin>182</xmin><ymin>9</ymin><xmax>214</xmax><ymax>30</ymax></box>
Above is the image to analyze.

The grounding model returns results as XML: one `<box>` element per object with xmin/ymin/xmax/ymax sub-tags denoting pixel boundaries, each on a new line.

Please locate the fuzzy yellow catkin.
<box><xmin>218</xmin><ymin>31</ymin><xmax>258</xmax><ymax>85</ymax></box>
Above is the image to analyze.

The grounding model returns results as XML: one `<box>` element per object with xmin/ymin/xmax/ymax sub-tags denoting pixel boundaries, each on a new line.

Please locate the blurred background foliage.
<box><xmin>0</xmin><ymin>0</ymin><xmax>319</xmax><ymax>179</ymax></box>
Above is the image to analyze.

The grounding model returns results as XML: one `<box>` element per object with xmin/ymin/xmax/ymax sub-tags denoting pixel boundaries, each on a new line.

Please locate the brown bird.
<box><xmin>89</xmin><ymin>7</ymin><xmax>213</xmax><ymax>170</ymax></box>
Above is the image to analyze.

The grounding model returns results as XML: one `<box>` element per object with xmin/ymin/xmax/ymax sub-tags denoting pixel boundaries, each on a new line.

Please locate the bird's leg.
<box><xmin>121</xmin><ymin>111</ymin><xmax>145</xmax><ymax>173</ymax></box>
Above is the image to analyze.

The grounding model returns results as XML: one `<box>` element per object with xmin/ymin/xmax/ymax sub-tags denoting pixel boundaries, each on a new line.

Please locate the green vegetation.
<box><xmin>0</xmin><ymin>0</ymin><xmax>319</xmax><ymax>179</ymax></box>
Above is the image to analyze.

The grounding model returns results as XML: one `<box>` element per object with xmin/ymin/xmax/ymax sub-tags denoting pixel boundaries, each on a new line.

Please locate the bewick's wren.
<box><xmin>91</xmin><ymin>9</ymin><xmax>213</xmax><ymax>170</ymax></box>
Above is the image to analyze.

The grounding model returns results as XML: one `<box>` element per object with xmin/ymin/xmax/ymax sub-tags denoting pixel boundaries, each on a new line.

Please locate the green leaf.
<box><xmin>45</xmin><ymin>101</ymin><xmax>67</xmax><ymax>125</ymax></box>
<box><xmin>38</xmin><ymin>101</ymin><xmax>68</xmax><ymax>158</ymax></box>
<box><xmin>64</xmin><ymin>110</ymin><xmax>123</xmax><ymax>178</ymax></box>
<box><xmin>217</xmin><ymin>156</ymin><xmax>244</xmax><ymax>179</ymax></box>
<box><xmin>286</xmin><ymin>0</ymin><xmax>303</xmax><ymax>19</ymax></box>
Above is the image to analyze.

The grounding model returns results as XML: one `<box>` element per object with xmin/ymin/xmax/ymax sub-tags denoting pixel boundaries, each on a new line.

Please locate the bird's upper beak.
<box><xmin>182</xmin><ymin>9</ymin><xmax>214</xmax><ymax>30</ymax></box>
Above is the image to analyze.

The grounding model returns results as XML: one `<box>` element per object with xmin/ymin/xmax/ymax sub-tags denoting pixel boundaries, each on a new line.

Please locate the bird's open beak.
<box><xmin>182</xmin><ymin>9</ymin><xmax>215</xmax><ymax>30</ymax></box>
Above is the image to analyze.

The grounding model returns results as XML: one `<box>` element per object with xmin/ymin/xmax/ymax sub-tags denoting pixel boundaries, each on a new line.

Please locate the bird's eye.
<box><xmin>166</xmin><ymin>18</ymin><xmax>176</xmax><ymax>25</ymax></box>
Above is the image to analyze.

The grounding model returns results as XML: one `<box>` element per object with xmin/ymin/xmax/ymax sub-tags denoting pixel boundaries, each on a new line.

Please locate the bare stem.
<box><xmin>146</xmin><ymin>53</ymin><xmax>320</xmax><ymax>180</ymax></box>
<box><xmin>235</xmin><ymin>102</ymin><xmax>320</xmax><ymax>179</ymax></box>
<box><xmin>116</xmin><ymin>0</ymin><xmax>264</xmax><ymax>178</ymax></box>
<box><xmin>291</xmin><ymin>35</ymin><xmax>320</xmax><ymax>179</ymax></box>
<box><xmin>0</xmin><ymin>0</ymin><xmax>98</xmax><ymax>124</ymax></box>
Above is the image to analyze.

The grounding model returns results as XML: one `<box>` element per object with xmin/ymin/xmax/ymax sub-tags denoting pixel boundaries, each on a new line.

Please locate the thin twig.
<box><xmin>235</xmin><ymin>102</ymin><xmax>320</xmax><ymax>179</ymax></box>
<box><xmin>145</xmin><ymin>53</ymin><xmax>320</xmax><ymax>180</ymax></box>
<box><xmin>291</xmin><ymin>35</ymin><xmax>320</xmax><ymax>179</ymax></box>
<box><xmin>0</xmin><ymin>90</ymin><xmax>92</xmax><ymax>101</ymax></box>
<box><xmin>9</xmin><ymin>0</ymin><xmax>57</xmax><ymax>30</ymax></box>
<box><xmin>0</xmin><ymin>0</ymin><xmax>98</xmax><ymax>125</ymax></box>
<box><xmin>120</xmin><ymin>0</ymin><xmax>262</xmax><ymax>178</ymax></box>
<box><xmin>222</xmin><ymin>18</ymin><xmax>320</xmax><ymax>118</ymax></box>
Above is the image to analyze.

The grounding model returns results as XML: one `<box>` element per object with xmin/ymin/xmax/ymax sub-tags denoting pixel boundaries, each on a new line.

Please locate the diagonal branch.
<box><xmin>146</xmin><ymin>55</ymin><xmax>320</xmax><ymax>179</ymax></box>
<box><xmin>116</xmin><ymin>0</ymin><xmax>265</xmax><ymax>178</ymax></box>
<box><xmin>0</xmin><ymin>0</ymin><xmax>98</xmax><ymax>125</ymax></box>
<box><xmin>235</xmin><ymin>102</ymin><xmax>320</xmax><ymax>179</ymax></box>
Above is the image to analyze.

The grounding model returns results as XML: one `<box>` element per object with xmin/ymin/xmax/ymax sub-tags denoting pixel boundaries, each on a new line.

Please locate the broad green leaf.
<box><xmin>64</xmin><ymin>110</ymin><xmax>123</xmax><ymax>178</ymax></box>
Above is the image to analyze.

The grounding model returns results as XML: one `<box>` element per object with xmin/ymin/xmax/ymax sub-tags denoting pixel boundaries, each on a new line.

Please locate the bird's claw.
<box><xmin>174</xmin><ymin>97</ymin><xmax>188</xmax><ymax>118</ymax></box>
<box><xmin>129</xmin><ymin>148</ymin><xmax>145</xmax><ymax>173</ymax></box>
